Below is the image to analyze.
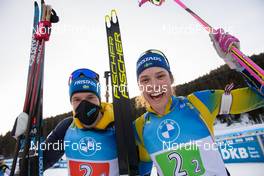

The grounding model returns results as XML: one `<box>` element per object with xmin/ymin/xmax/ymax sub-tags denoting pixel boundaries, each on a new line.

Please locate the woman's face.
<box><xmin>138</xmin><ymin>67</ymin><xmax>173</xmax><ymax>113</ymax></box>
<box><xmin>71</xmin><ymin>92</ymin><xmax>100</xmax><ymax>111</ymax></box>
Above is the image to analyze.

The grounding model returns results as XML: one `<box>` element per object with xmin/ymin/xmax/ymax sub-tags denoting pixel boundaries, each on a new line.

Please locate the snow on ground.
<box><xmin>148</xmin><ymin>163</ymin><xmax>264</xmax><ymax>176</ymax></box>
<box><xmin>44</xmin><ymin>163</ymin><xmax>264</xmax><ymax>176</ymax></box>
<box><xmin>214</xmin><ymin>122</ymin><xmax>264</xmax><ymax>136</ymax></box>
<box><xmin>44</xmin><ymin>168</ymin><xmax>68</xmax><ymax>176</ymax></box>
<box><xmin>225</xmin><ymin>163</ymin><xmax>264</xmax><ymax>176</ymax></box>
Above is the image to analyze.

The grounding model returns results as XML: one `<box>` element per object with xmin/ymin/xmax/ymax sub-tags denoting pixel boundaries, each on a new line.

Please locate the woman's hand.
<box><xmin>210</xmin><ymin>28</ymin><xmax>242</xmax><ymax>71</ymax></box>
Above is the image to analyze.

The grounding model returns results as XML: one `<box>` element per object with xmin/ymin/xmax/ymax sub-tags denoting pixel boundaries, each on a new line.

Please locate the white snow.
<box><xmin>225</xmin><ymin>163</ymin><xmax>264</xmax><ymax>176</ymax></box>
<box><xmin>44</xmin><ymin>168</ymin><xmax>68</xmax><ymax>176</ymax></box>
<box><xmin>214</xmin><ymin>123</ymin><xmax>264</xmax><ymax>136</ymax></box>
<box><xmin>44</xmin><ymin>163</ymin><xmax>264</xmax><ymax>176</ymax></box>
<box><xmin>149</xmin><ymin>164</ymin><xmax>264</xmax><ymax>176</ymax></box>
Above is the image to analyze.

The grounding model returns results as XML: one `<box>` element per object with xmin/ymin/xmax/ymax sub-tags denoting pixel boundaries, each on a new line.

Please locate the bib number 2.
<box><xmin>155</xmin><ymin>149</ymin><xmax>205</xmax><ymax>176</ymax></box>
<box><xmin>69</xmin><ymin>160</ymin><xmax>110</xmax><ymax>176</ymax></box>
<box><xmin>80</xmin><ymin>164</ymin><xmax>92</xmax><ymax>176</ymax></box>
<box><xmin>168</xmin><ymin>153</ymin><xmax>188</xmax><ymax>176</ymax></box>
<box><xmin>168</xmin><ymin>152</ymin><xmax>204</xmax><ymax>176</ymax></box>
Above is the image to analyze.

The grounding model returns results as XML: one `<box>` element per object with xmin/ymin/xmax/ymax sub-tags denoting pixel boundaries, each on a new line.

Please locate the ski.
<box><xmin>10</xmin><ymin>1</ymin><xmax>58</xmax><ymax>176</ymax></box>
<box><xmin>10</xmin><ymin>2</ymin><xmax>40</xmax><ymax>175</ymax></box>
<box><xmin>105</xmin><ymin>10</ymin><xmax>138</xmax><ymax>175</ymax></box>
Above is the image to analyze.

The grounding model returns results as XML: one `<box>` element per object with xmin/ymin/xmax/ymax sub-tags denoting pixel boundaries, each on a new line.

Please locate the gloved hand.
<box><xmin>139</xmin><ymin>0</ymin><xmax>164</xmax><ymax>7</ymax></box>
<box><xmin>210</xmin><ymin>28</ymin><xmax>242</xmax><ymax>71</ymax></box>
<box><xmin>11</xmin><ymin>112</ymin><xmax>29</xmax><ymax>138</ymax></box>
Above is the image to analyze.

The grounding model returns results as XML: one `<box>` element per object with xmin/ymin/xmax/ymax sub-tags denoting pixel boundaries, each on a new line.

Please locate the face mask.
<box><xmin>75</xmin><ymin>100</ymin><xmax>100</xmax><ymax>126</ymax></box>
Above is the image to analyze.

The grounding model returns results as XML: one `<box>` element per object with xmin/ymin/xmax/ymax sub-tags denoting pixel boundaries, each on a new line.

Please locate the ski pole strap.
<box><xmin>34</xmin><ymin>21</ymin><xmax>52</xmax><ymax>41</ymax></box>
<box><xmin>219</xmin><ymin>93</ymin><xmax>232</xmax><ymax>115</ymax></box>
<box><xmin>219</xmin><ymin>83</ymin><xmax>234</xmax><ymax>115</ymax></box>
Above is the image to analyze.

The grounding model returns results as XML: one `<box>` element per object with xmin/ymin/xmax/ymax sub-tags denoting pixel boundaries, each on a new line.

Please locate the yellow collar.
<box><xmin>146</xmin><ymin>96</ymin><xmax>173</xmax><ymax>117</ymax></box>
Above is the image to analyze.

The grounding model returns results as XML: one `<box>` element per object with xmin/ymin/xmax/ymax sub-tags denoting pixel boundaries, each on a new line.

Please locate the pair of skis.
<box><xmin>105</xmin><ymin>11</ymin><xmax>139</xmax><ymax>175</ymax></box>
<box><xmin>10</xmin><ymin>1</ymin><xmax>58</xmax><ymax>176</ymax></box>
<box><xmin>139</xmin><ymin>0</ymin><xmax>264</xmax><ymax>95</ymax></box>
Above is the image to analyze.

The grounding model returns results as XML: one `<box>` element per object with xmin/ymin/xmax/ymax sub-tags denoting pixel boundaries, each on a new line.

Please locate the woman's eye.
<box><xmin>157</xmin><ymin>74</ymin><xmax>165</xmax><ymax>79</ymax></box>
<box><xmin>141</xmin><ymin>79</ymin><xmax>149</xmax><ymax>84</ymax></box>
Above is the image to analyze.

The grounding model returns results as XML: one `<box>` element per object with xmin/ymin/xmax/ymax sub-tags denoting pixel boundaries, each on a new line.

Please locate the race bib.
<box><xmin>155</xmin><ymin>145</ymin><xmax>205</xmax><ymax>176</ymax></box>
<box><xmin>68</xmin><ymin>160</ymin><xmax>109</xmax><ymax>176</ymax></box>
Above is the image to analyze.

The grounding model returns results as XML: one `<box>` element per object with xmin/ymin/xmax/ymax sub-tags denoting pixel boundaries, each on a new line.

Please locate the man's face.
<box><xmin>71</xmin><ymin>92</ymin><xmax>99</xmax><ymax>111</ymax></box>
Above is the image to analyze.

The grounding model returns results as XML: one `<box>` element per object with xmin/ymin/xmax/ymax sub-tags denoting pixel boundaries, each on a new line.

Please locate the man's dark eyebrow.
<box><xmin>85</xmin><ymin>94</ymin><xmax>96</xmax><ymax>98</ymax></box>
<box><xmin>71</xmin><ymin>96</ymin><xmax>79</xmax><ymax>100</ymax></box>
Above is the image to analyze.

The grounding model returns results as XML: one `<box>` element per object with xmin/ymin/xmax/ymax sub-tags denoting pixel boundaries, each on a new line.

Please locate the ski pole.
<box><xmin>173</xmin><ymin>0</ymin><xmax>264</xmax><ymax>86</ymax></box>
<box><xmin>139</xmin><ymin>0</ymin><xmax>264</xmax><ymax>93</ymax></box>
<box><xmin>104</xmin><ymin>71</ymin><xmax>111</xmax><ymax>103</ymax></box>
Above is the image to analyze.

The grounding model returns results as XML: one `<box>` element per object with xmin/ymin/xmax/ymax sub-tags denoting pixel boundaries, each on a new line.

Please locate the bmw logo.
<box><xmin>157</xmin><ymin>119</ymin><xmax>180</xmax><ymax>143</ymax></box>
<box><xmin>79</xmin><ymin>137</ymin><xmax>98</xmax><ymax>156</ymax></box>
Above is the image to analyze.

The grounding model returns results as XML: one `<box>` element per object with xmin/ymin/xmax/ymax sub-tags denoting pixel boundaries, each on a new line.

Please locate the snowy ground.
<box><xmin>44</xmin><ymin>163</ymin><xmax>264</xmax><ymax>176</ymax></box>
<box><xmin>225</xmin><ymin>163</ymin><xmax>264</xmax><ymax>176</ymax></box>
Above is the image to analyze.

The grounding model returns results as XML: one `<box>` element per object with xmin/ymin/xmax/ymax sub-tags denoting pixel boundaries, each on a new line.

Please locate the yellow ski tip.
<box><xmin>105</xmin><ymin>15</ymin><xmax>111</xmax><ymax>28</ymax></box>
<box><xmin>111</xmin><ymin>9</ymin><xmax>118</xmax><ymax>24</ymax></box>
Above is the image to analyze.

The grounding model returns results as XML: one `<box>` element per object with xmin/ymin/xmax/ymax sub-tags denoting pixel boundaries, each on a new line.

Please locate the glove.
<box><xmin>139</xmin><ymin>0</ymin><xmax>164</xmax><ymax>7</ymax></box>
<box><xmin>11</xmin><ymin>112</ymin><xmax>29</xmax><ymax>138</ymax></box>
<box><xmin>210</xmin><ymin>28</ymin><xmax>242</xmax><ymax>71</ymax></box>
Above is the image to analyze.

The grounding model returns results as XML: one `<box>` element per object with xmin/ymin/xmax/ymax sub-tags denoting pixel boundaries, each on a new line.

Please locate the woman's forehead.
<box><xmin>139</xmin><ymin>67</ymin><xmax>168</xmax><ymax>78</ymax></box>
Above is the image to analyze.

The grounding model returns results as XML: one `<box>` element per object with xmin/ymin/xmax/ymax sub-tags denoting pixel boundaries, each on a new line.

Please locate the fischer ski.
<box><xmin>10</xmin><ymin>1</ymin><xmax>58</xmax><ymax>176</ymax></box>
<box><xmin>105</xmin><ymin>10</ymin><xmax>138</xmax><ymax>175</ymax></box>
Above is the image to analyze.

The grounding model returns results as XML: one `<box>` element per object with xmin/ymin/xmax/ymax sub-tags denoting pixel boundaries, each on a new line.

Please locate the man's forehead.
<box><xmin>72</xmin><ymin>92</ymin><xmax>96</xmax><ymax>98</ymax></box>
